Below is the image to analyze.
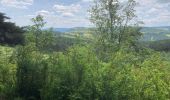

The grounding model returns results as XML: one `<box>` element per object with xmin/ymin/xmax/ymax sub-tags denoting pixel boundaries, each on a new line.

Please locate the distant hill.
<box><xmin>142</xmin><ymin>39</ymin><xmax>170</xmax><ymax>52</ymax></box>
<box><xmin>52</xmin><ymin>27</ymin><xmax>92</xmax><ymax>33</ymax></box>
<box><xmin>140</xmin><ymin>26</ymin><xmax>170</xmax><ymax>41</ymax></box>
<box><xmin>51</xmin><ymin>26</ymin><xmax>170</xmax><ymax>41</ymax></box>
<box><xmin>52</xmin><ymin>28</ymin><xmax>72</xmax><ymax>33</ymax></box>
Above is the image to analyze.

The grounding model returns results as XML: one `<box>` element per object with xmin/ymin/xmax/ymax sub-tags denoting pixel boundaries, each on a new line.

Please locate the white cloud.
<box><xmin>36</xmin><ymin>10</ymin><xmax>51</xmax><ymax>17</ymax></box>
<box><xmin>81</xmin><ymin>0</ymin><xmax>170</xmax><ymax>26</ymax></box>
<box><xmin>4</xmin><ymin>0</ymin><xmax>170</xmax><ymax>27</ymax></box>
<box><xmin>135</xmin><ymin>0</ymin><xmax>170</xmax><ymax>26</ymax></box>
<box><xmin>26</xmin><ymin>7</ymin><xmax>92</xmax><ymax>28</ymax></box>
<box><xmin>0</xmin><ymin>0</ymin><xmax>33</xmax><ymax>9</ymax></box>
<box><xmin>46</xmin><ymin>16</ymin><xmax>92</xmax><ymax>28</ymax></box>
<box><xmin>53</xmin><ymin>4</ymin><xmax>81</xmax><ymax>17</ymax></box>
<box><xmin>82</xmin><ymin>0</ymin><xmax>93</xmax><ymax>2</ymax></box>
<box><xmin>157</xmin><ymin>0</ymin><xmax>170</xmax><ymax>3</ymax></box>
<box><xmin>61</xmin><ymin>12</ymin><xmax>74</xmax><ymax>17</ymax></box>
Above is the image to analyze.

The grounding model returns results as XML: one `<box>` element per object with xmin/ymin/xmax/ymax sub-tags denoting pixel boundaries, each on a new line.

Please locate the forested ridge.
<box><xmin>0</xmin><ymin>0</ymin><xmax>170</xmax><ymax>100</ymax></box>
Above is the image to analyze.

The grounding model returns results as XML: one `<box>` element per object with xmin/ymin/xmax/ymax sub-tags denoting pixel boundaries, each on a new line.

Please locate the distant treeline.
<box><xmin>143</xmin><ymin>39</ymin><xmax>170</xmax><ymax>52</ymax></box>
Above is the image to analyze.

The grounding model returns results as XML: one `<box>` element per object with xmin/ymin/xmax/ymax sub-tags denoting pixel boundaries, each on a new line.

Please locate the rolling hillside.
<box><xmin>52</xmin><ymin>26</ymin><xmax>170</xmax><ymax>41</ymax></box>
<box><xmin>140</xmin><ymin>26</ymin><xmax>170</xmax><ymax>41</ymax></box>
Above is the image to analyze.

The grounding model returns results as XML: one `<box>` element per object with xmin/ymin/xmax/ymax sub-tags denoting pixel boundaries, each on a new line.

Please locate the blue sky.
<box><xmin>0</xmin><ymin>0</ymin><xmax>170</xmax><ymax>28</ymax></box>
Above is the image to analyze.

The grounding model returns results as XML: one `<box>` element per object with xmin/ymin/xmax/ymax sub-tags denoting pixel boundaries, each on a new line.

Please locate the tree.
<box><xmin>90</xmin><ymin>0</ymin><xmax>142</xmax><ymax>52</ymax></box>
<box><xmin>25</xmin><ymin>15</ymin><xmax>55</xmax><ymax>52</ymax></box>
<box><xmin>0</xmin><ymin>12</ymin><xmax>25</xmax><ymax>45</ymax></box>
<box><xmin>31</xmin><ymin>15</ymin><xmax>46</xmax><ymax>48</ymax></box>
<box><xmin>16</xmin><ymin>15</ymin><xmax>53</xmax><ymax>100</ymax></box>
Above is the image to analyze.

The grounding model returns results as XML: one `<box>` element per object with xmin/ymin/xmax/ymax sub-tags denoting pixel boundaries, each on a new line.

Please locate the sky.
<box><xmin>0</xmin><ymin>0</ymin><xmax>170</xmax><ymax>28</ymax></box>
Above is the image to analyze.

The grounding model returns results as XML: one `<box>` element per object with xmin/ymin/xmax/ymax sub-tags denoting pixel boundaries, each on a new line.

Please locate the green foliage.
<box><xmin>0</xmin><ymin>2</ymin><xmax>170</xmax><ymax>100</ymax></box>
<box><xmin>90</xmin><ymin>0</ymin><xmax>143</xmax><ymax>61</ymax></box>
<box><xmin>29</xmin><ymin>15</ymin><xmax>47</xmax><ymax>49</ymax></box>
<box><xmin>0</xmin><ymin>12</ymin><xmax>25</xmax><ymax>45</ymax></box>
<box><xmin>0</xmin><ymin>46</ymin><xmax>16</xmax><ymax>99</ymax></box>
<box><xmin>147</xmin><ymin>39</ymin><xmax>170</xmax><ymax>52</ymax></box>
<box><xmin>41</xmin><ymin>45</ymin><xmax>100</xmax><ymax>100</ymax></box>
<box><xmin>36</xmin><ymin>46</ymin><xmax>170</xmax><ymax>100</ymax></box>
<box><xmin>90</xmin><ymin>0</ymin><xmax>141</xmax><ymax>48</ymax></box>
<box><xmin>15</xmin><ymin>44</ymin><xmax>48</xmax><ymax>100</ymax></box>
<box><xmin>14</xmin><ymin>15</ymin><xmax>53</xmax><ymax>99</ymax></box>
<box><xmin>1</xmin><ymin>43</ymin><xmax>170</xmax><ymax>100</ymax></box>
<box><xmin>25</xmin><ymin>28</ymin><xmax>55</xmax><ymax>52</ymax></box>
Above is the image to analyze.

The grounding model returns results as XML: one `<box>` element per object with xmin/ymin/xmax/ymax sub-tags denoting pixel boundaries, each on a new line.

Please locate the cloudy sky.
<box><xmin>0</xmin><ymin>0</ymin><xmax>170</xmax><ymax>28</ymax></box>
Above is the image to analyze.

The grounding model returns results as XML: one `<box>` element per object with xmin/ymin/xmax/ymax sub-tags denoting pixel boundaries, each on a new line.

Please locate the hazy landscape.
<box><xmin>0</xmin><ymin>0</ymin><xmax>170</xmax><ymax>100</ymax></box>
<box><xmin>53</xmin><ymin>26</ymin><xmax>170</xmax><ymax>41</ymax></box>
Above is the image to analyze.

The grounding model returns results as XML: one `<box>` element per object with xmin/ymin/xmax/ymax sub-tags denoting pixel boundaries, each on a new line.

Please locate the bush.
<box><xmin>39</xmin><ymin>46</ymin><xmax>170</xmax><ymax>100</ymax></box>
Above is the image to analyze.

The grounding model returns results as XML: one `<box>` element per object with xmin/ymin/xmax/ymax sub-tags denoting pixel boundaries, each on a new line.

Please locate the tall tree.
<box><xmin>31</xmin><ymin>15</ymin><xmax>46</xmax><ymax>48</ymax></box>
<box><xmin>0</xmin><ymin>12</ymin><xmax>24</xmax><ymax>45</ymax></box>
<box><xmin>90</xmin><ymin>0</ymin><xmax>142</xmax><ymax>51</ymax></box>
<box><xmin>16</xmin><ymin>15</ymin><xmax>53</xmax><ymax>100</ymax></box>
<box><xmin>25</xmin><ymin>15</ymin><xmax>54</xmax><ymax>51</ymax></box>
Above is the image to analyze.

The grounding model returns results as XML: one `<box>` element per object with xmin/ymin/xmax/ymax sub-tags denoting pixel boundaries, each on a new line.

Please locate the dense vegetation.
<box><xmin>0</xmin><ymin>0</ymin><xmax>170</xmax><ymax>100</ymax></box>
<box><xmin>0</xmin><ymin>13</ymin><xmax>25</xmax><ymax>45</ymax></box>
<box><xmin>146</xmin><ymin>39</ymin><xmax>170</xmax><ymax>52</ymax></box>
